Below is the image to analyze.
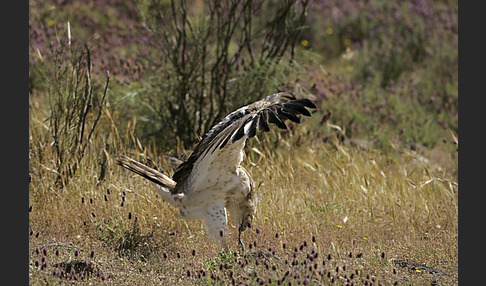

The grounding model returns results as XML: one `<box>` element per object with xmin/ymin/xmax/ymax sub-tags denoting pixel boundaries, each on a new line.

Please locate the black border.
<box><xmin>5</xmin><ymin>0</ymin><xmax>29</xmax><ymax>283</ymax></box>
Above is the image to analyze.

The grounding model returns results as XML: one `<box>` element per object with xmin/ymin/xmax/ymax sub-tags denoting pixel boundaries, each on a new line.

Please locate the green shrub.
<box><xmin>127</xmin><ymin>0</ymin><xmax>309</xmax><ymax>148</ymax></box>
<box><xmin>30</xmin><ymin>36</ymin><xmax>109</xmax><ymax>187</ymax></box>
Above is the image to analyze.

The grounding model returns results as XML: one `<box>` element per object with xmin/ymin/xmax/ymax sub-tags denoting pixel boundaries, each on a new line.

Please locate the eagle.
<box><xmin>117</xmin><ymin>92</ymin><xmax>316</xmax><ymax>253</ymax></box>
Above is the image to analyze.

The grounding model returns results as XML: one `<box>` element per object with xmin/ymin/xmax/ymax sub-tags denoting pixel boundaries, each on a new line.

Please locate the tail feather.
<box><xmin>116</xmin><ymin>155</ymin><xmax>177</xmax><ymax>190</ymax></box>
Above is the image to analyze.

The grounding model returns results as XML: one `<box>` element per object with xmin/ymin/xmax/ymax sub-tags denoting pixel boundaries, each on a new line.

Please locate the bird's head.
<box><xmin>239</xmin><ymin>214</ymin><xmax>252</xmax><ymax>233</ymax></box>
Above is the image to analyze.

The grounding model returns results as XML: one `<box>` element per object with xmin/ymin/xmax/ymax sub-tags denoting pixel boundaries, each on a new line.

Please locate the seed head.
<box><xmin>72</xmin><ymin>271</ymin><xmax>78</xmax><ymax>280</ymax></box>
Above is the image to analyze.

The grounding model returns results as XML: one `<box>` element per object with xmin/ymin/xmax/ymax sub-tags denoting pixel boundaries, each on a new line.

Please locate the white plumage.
<box><xmin>117</xmin><ymin>92</ymin><xmax>316</xmax><ymax>252</ymax></box>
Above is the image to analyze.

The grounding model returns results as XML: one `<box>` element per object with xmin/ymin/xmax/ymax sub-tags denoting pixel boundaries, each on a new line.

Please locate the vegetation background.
<box><xmin>29</xmin><ymin>0</ymin><xmax>458</xmax><ymax>284</ymax></box>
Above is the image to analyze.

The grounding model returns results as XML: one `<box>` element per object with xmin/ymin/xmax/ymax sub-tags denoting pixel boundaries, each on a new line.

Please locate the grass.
<box><xmin>29</xmin><ymin>109</ymin><xmax>458</xmax><ymax>284</ymax></box>
<box><xmin>29</xmin><ymin>0</ymin><xmax>457</xmax><ymax>284</ymax></box>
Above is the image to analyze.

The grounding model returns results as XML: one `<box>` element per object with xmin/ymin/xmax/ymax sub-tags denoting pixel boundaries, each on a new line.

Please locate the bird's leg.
<box><xmin>238</xmin><ymin>228</ymin><xmax>245</xmax><ymax>253</ymax></box>
<box><xmin>205</xmin><ymin>203</ymin><xmax>230</xmax><ymax>254</ymax></box>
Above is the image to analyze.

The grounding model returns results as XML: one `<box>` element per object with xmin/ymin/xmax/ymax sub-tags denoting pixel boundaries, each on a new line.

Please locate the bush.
<box><xmin>30</xmin><ymin>35</ymin><xmax>110</xmax><ymax>187</ymax></box>
<box><xmin>129</xmin><ymin>0</ymin><xmax>309</xmax><ymax>148</ymax></box>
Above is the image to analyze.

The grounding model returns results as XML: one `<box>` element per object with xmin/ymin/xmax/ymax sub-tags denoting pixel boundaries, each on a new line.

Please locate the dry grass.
<box><xmin>29</xmin><ymin>106</ymin><xmax>458</xmax><ymax>285</ymax></box>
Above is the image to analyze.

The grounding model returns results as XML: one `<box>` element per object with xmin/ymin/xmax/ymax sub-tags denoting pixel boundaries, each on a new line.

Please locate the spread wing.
<box><xmin>171</xmin><ymin>92</ymin><xmax>317</xmax><ymax>194</ymax></box>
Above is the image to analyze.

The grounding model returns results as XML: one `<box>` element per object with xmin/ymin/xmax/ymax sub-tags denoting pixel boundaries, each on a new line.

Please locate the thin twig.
<box><xmin>38</xmin><ymin>242</ymin><xmax>84</xmax><ymax>252</ymax></box>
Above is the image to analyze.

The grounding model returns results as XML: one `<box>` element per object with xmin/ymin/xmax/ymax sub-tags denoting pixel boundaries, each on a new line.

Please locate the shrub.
<box><xmin>30</xmin><ymin>34</ymin><xmax>110</xmax><ymax>187</ymax></box>
<box><xmin>129</xmin><ymin>0</ymin><xmax>309</xmax><ymax>148</ymax></box>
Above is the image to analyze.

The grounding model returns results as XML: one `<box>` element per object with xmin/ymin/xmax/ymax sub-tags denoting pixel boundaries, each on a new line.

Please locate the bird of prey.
<box><xmin>117</xmin><ymin>92</ymin><xmax>316</xmax><ymax>253</ymax></box>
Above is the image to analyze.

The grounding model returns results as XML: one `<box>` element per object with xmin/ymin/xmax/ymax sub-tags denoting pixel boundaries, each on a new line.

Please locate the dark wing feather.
<box><xmin>171</xmin><ymin>92</ymin><xmax>316</xmax><ymax>194</ymax></box>
<box><xmin>219</xmin><ymin>132</ymin><xmax>232</xmax><ymax>149</ymax></box>
<box><xmin>283</xmin><ymin>102</ymin><xmax>312</xmax><ymax>116</ymax></box>
<box><xmin>277</xmin><ymin>106</ymin><xmax>300</xmax><ymax>123</ymax></box>
<box><xmin>266</xmin><ymin>108</ymin><xmax>288</xmax><ymax>129</ymax></box>
<box><xmin>246</xmin><ymin>117</ymin><xmax>258</xmax><ymax>138</ymax></box>
<box><xmin>231</xmin><ymin>117</ymin><xmax>251</xmax><ymax>143</ymax></box>
<box><xmin>292</xmin><ymin>98</ymin><xmax>317</xmax><ymax>109</ymax></box>
<box><xmin>257</xmin><ymin>112</ymin><xmax>270</xmax><ymax>132</ymax></box>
